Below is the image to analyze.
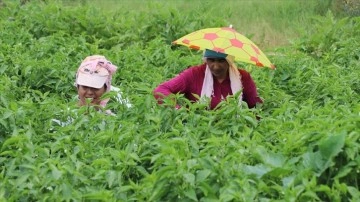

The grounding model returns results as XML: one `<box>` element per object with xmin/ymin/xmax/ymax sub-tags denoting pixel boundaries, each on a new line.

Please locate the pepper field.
<box><xmin>0</xmin><ymin>0</ymin><xmax>359</xmax><ymax>201</ymax></box>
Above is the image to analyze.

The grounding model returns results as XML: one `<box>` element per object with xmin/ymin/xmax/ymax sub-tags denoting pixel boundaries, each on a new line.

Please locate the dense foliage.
<box><xmin>0</xmin><ymin>0</ymin><xmax>359</xmax><ymax>201</ymax></box>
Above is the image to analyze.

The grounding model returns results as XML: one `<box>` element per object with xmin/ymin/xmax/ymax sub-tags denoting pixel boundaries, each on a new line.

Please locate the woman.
<box><xmin>52</xmin><ymin>55</ymin><xmax>131</xmax><ymax>127</ymax></box>
<box><xmin>75</xmin><ymin>55</ymin><xmax>132</xmax><ymax>113</ymax></box>
<box><xmin>153</xmin><ymin>49</ymin><xmax>262</xmax><ymax>109</ymax></box>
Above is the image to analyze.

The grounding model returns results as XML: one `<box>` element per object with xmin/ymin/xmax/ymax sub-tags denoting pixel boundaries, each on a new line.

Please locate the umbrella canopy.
<box><xmin>173</xmin><ymin>27</ymin><xmax>275</xmax><ymax>69</ymax></box>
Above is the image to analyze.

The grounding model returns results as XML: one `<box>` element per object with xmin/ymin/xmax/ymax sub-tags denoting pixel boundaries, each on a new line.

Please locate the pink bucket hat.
<box><xmin>75</xmin><ymin>55</ymin><xmax>117</xmax><ymax>89</ymax></box>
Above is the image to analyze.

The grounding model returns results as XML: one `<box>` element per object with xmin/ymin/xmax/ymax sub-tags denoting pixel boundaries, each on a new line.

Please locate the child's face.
<box><xmin>77</xmin><ymin>85</ymin><xmax>106</xmax><ymax>106</ymax></box>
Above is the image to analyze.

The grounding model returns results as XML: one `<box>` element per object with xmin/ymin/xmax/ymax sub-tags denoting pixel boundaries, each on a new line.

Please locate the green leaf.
<box><xmin>242</xmin><ymin>164</ymin><xmax>271</xmax><ymax>179</ymax></box>
<box><xmin>149</xmin><ymin>179</ymin><xmax>167</xmax><ymax>201</ymax></box>
<box><xmin>2</xmin><ymin>110</ymin><xmax>12</xmax><ymax>119</ymax></box>
<box><xmin>51</xmin><ymin>165</ymin><xmax>62</xmax><ymax>180</ymax></box>
<box><xmin>106</xmin><ymin>170</ymin><xmax>116</xmax><ymax>187</ymax></box>
<box><xmin>183</xmin><ymin>173</ymin><xmax>195</xmax><ymax>186</ymax></box>
<box><xmin>302</xmin><ymin>151</ymin><xmax>327</xmax><ymax>175</ymax></box>
<box><xmin>319</xmin><ymin>133</ymin><xmax>346</xmax><ymax>160</ymax></box>
<box><xmin>82</xmin><ymin>190</ymin><xmax>113</xmax><ymax>200</ymax></box>
<box><xmin>282</xmin><ymin>175</ymin><xmax>296</xmax><ymax>187</ymax></box>
<box><xmin>347</xmin><ymin>186</ymin><xmax>360</xmax><ymax>198</ymax></box>
<box><xmin>184</xmin><ymin>188</ymin><xmax>198</xmax><ymax>201</ymax></box>
<box><xmin>198</xmin><ymin>181</ymin><xmax>214</xmax><ymax>197</ymax></box>
<box><xmin>256</xmin><ymin>146</ymin><xmax>286</xmax><ymax>167</ymax></box>
<box><xmin>334</xmin><ymin>165</ymin><xmax>353</xmax><ymax>179</ymax></box>
<box><xmin>1</xmin><ymin>135</ymin><xmax>26</xmax><ymax>149</ymax></box>
<box><xmin>196</xmin><ymin>169</ymin><xmax>211</xmax><ymax>183</ymax></box>
<box><xmin>61</xmin><ymin>183</ymin><xmax>73</xmax><ymax>200</ymax></box>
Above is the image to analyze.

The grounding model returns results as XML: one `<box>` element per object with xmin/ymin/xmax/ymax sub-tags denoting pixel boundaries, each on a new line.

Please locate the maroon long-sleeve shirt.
<box><xmin>153</xmin><ymin>63</ymin><xmax>263</xmax><ymax>109</ymax></box>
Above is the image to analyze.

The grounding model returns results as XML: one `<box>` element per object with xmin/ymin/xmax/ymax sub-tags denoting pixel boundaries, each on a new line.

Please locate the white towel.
<box><xmin>200</xmin><ymin>55</ymin><xmax>243</xmax><ymax>105</ymax></box>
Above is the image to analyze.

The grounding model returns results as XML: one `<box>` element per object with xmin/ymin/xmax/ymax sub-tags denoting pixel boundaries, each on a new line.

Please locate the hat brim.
<box><xmin>76</xmin><ymin>71</ymin><xmax>107</xmax><ymax>89</ymax></box>
<box><xmin>204</xmin><ymin>49</ymin><xmax>228</xmax><ymax>59</ymax></box>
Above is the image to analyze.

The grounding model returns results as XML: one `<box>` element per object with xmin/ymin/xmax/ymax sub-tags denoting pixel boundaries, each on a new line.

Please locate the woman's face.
<box><xmin>77</xmin><ymin>85</ymin><xmax>106</xmax><ymax>106</ymax></box>
<box><xmin>206</xmin><ymin>58</ymin><xmax>229</xmax><ymax>80</ymax></box>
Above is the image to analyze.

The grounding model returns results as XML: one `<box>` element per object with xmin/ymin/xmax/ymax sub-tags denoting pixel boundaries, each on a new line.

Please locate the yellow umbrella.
<box><xmin>173</xmin><ymin>27</ymin><xmax>275</xmax><ymax>69</ymax></box>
